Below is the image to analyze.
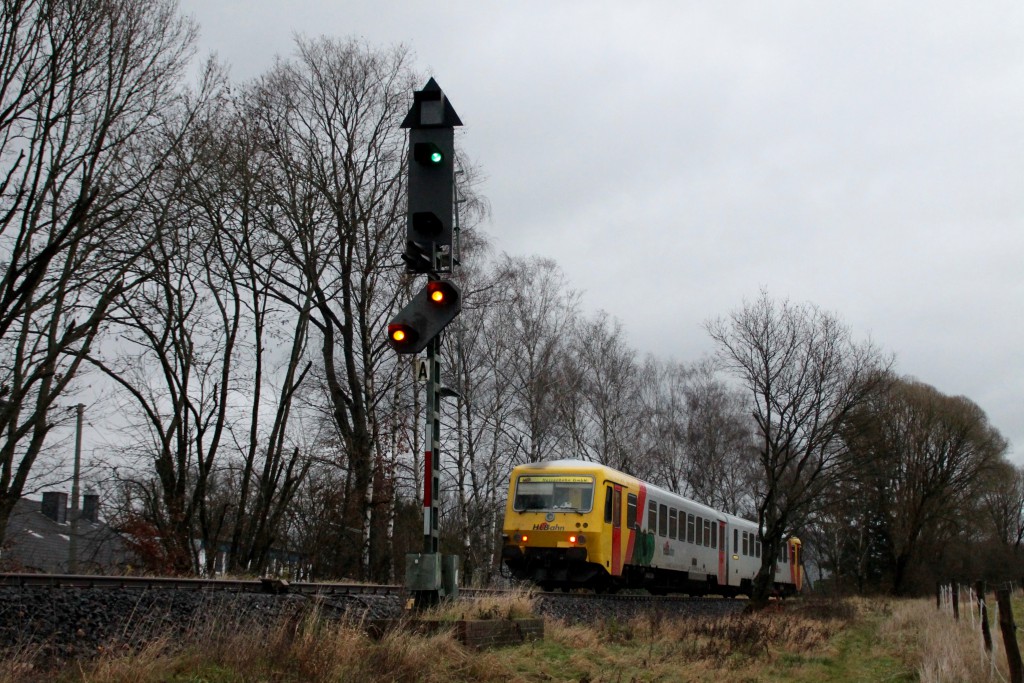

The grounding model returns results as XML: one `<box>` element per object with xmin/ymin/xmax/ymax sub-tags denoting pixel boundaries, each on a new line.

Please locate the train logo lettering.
<box><xmin>532</xmin><ymin>522</ymin><xmax>565</xmax><ymax>531</ymax></box>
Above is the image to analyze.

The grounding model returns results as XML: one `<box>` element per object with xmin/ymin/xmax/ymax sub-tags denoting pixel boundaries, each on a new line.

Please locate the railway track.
<box><xmin>0</xmin><ymin>572</ymin><xmax>749</xmax><ymax>607</ymax></box>
<box><xmin>0</xmin><ymin>572</ymin><xmax>400</xmax><ymax>595</ymax></box>
<box><xmin>0</xmin><ymin>572</ymin><xmax>749</xmax><ymax>618</ymax></box>
<box><xmin>0</xmin><ymin>572</ymin><xmax>750</xmax><ymax>658</ymax></box>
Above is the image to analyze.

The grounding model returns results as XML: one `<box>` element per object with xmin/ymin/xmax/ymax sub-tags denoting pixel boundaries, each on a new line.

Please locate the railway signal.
<box><xmin>400</xmin><ymin>77</ymin><xmax>462</xmax><ymax>274</ymax></box>
<box><xmin>396</xmin><ymin>79</ymin><xmax>464</xmax><ymax>609</ymax></box>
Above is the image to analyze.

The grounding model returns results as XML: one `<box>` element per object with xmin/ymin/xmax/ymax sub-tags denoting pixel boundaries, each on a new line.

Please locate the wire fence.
<box><xmin>938</xmin><ymin>581</ymin><xmax>1023</xmax><ymax>683</ymax></box>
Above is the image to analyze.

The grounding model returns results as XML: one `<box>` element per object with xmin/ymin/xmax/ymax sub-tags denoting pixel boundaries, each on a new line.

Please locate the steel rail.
<box><xmin>0</xmin><ymin>574</ymin><xmax>754</xmax><ymax>610</ymax></box>
<box><xmin>0</xmin><ymin>573</ymin><xmax>403</xmax><ymax>595</ymax></box>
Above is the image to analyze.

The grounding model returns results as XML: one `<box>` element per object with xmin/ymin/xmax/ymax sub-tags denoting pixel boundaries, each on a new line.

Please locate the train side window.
<box><xmin>755</xmin><ymin>539</ymin><xmax>761</xmax><ymax>558</ymax></box>
<box><xmin>687</xmin><ymin>514</ymin><xmax>695</xmax><ymax>544</ymax></box>
<box><xmin>742</xmin><ymin>532</ymin><xmax>749</xmax><ymax>556</ymax></box>
<box><xmin>648</xmin><ymin>501</ymin><xmax>657</xmax><ymax>531</ymax></box>
<box><xmin>703</xmin><ymin>519</ymin><xmax>711</xmax><ymax>547</ymax></box>
<box><xmin>604</xmin><ymin>487</ymin><xmax>613</xmax><ymax>524</ymax></box>
<box><xmin>658</xmin><ymin>504</ymin><xmax>668</xmax><ymax>537</ymax></box>
<box><xmin>612</xmin><ymin>488</ymin><xmax>622</xmax><ymax>529</ymax></box>
<box><xmin>669</xmin><ymin>508</ymin><xmax>678</xmax><ymax>540</ymax></box>
<box><xmin>695</xmin><ymin>516</ymin><xmax>703</xmax><ymax>546</ymax></box>
<box><xmin>734</xmin><ymin>529</ymin><xmax>739</xmax><ymax>553</ymax></box>
<box><xmin>626</xmin><ymin>493</ymin><xmax>638</xmax><ymax>529</ymax></box>
<box><xmin>710</xmin><ymin>521</ymin><xmax>717</xmax><ymax>549</ymax></box>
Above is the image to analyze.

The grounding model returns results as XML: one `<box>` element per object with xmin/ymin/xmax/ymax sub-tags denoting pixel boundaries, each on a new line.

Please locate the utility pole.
<box><xmin>69</xmin><ymin>403</ymin><xmax>83</xmax><ymax>573</ymax></box>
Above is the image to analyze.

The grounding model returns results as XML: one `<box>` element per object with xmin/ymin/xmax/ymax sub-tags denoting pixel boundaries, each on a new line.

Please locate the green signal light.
<box><xmin>414</xmin><ymin>142</ymin><xmax>445</xmax><ymax>166</ymax></box>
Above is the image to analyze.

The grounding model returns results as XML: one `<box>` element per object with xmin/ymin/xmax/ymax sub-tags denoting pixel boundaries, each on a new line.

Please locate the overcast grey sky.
<box><xmin>177</xmin><ymin>0</ymin><xmax>1024</xmax><ymax>462</ymax></box>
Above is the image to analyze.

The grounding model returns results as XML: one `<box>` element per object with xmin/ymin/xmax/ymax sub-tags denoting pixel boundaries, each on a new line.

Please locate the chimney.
<box><xmin>82</xmin><ymin>493</ymin><xmax>99</xmax><ymax>523</ymax></box>
<box><xmin>41</xmin><ymin>492</ymin><xmax>68</xmax><ymax>523</ymax></box>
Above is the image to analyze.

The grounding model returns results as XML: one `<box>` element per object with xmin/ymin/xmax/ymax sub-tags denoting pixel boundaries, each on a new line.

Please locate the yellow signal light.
<box><xmin>387</xmin><ymin>323</ymin><xmax>418</xmax><ymax>351</ymax></box>
<box><xmin>426</xmin><ymin>280</ymin><xmax>457</xmax><ymax>306</ymax></box>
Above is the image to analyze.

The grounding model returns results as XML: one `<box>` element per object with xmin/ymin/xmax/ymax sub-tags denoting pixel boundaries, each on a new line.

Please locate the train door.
<box><xmin>717</xmin><ymin>520</ymin><xmax>727</xmax><ymax>586</ymax></box>
<box><xmin>604</xmin><ymin>483</ymin><xmax>624</xmax><ymax>576</ymax></box>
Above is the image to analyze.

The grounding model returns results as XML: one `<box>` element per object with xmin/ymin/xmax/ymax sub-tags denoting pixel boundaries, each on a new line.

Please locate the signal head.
<box><xmin>406</xmin><ymin>126</ymin><xmax>455</xmax><ymax>268</ymax></box>
<box><xmin>385</xmin><ymin>280</ymin><xmax>462</xmax><ymax>355</ymax></box>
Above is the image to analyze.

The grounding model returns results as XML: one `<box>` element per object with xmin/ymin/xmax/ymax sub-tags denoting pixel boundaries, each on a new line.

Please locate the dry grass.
<box><xmin>9</xmin><ymin>592</ymin><xmax>1021</xmax><ymax>682</ymax></box>
<box><xmin>531</xmin><ymin>599</ymin><xmax>850</xmax><ymax>682</ymax></box>
<box><xmin>0</xmin><ymin>643</ymin><xmax>46</xmax><ymax>683</ymax></box>
<box><xmin>30</xmin><ymin>600</ymin><xmax>512</xmax><ymax>683</ymax></box>
<box><xmin>883</xmin><ymin>597</ymin><xmax>1008</xmax><ymax>683</ymax></box>
<box><xmin>424</xmin><ymin>586</ymin><xmax>538</xmax><ymax>621</ymax></box>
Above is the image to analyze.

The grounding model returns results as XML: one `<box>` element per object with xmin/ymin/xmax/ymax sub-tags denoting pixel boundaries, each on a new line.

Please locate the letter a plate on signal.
<box><xmin>415</xmin><ymin>358</ymin><xmax>429</xmax><ymax>383</ymax></box>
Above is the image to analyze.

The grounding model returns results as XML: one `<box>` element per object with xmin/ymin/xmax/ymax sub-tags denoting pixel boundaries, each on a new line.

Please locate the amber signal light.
<box><xmin>387</xmin><ymin>323</ymin><xmax>418</xmax><ymax>351</ymax></box>
<box><xmin>426</xmin><ymin>280</ymin><xmax>456</xmax><ymax>306</ymax></box>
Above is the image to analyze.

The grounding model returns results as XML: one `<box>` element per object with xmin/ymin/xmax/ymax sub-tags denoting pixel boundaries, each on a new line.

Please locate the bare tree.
<box><xmin>803</xmin><ymin>464</ymin><xmax>888</xmax><ymax>594</ymax></box>
<box><xmin>93</xmin><ymin>195</ymin><xmax>227</xmax><ymax>572</ymax></box>
<box><xmin>559</xmin><ymin>312</ymin><xmax>644</xmax><ymax>474</ymax></box>
<box><xmin>845</xmin><ymin>378</ymin><xmax>1008</xmax><ymax>594</ymax></box>
<box><xmin>706</xmin><ymin>291</ymin><xmax>890</xmax><ymax>607</ymax></box>
<box><xmin>186</xmin><ymin>92</ymin><xmax>317</xmax><ymax>576</ymax></box>
<box><xmin>980</xmin><ymin>462</ymin><xmax>1024</xmax><ymax>551</ymax></box>
<box><xmin>489</xmin><ymin>255</ymin><xmax>580</xmax><ymax>465</ymax></box>
<box><xmin>94</xmin><ymin>76</ymin><xmax>324</xmax><ymax>575</ymax></box>
<box><xmin>680</xmin><ymin>361</ymin><xmax>757</xmax><ymax>516</ymax></box>
<box><xmin>246</xmin><ymin>37</ymin><xmax>416</xmax><ymax>580</ymax></box>
<box><xmin>0</xmin><ymin>0</ymin><xmax>196</xmax><ymax>545</ymax></box>
<box><xmin>638</xmin><ymin>358</ymin><xmax>692</xmax><ymax>495</ymax></box>
<box><xmin>638</xmin><ymin>357</ymin><xmax>755</xmax><ymax>514</ymax></box>
<box><xmin>431</xmin><ymin>179</ymin><xmax>500</xmax><ymax>585</ymax></box>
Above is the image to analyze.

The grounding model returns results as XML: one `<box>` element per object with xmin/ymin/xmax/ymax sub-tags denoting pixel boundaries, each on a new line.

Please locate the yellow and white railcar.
<box><xmin>501</xmin><ymin>460</ymin><xmax>802</xmax><ymax>596</ymax></box>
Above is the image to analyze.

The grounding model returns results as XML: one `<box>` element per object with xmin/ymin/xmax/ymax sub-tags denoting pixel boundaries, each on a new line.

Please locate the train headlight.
<box><xmin>568</xmin><ymin>535</ymin><xmax>577</xmax><ymax>544</ymax></box>
<box><xmin>568</xmin><ymin>534</ymin><xmax>585</xmax><ymax>545</ymax></box>
<box><xmin>520</xmin><ymin>534</ymin><xmax>529</xmax><ymax>543</ymax></box>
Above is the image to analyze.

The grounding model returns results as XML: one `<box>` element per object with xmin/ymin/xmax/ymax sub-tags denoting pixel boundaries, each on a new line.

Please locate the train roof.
<box><xmin>511</xmin><ymin>459</ymin><xmax>760</xmax><ymax>528</ymax></box>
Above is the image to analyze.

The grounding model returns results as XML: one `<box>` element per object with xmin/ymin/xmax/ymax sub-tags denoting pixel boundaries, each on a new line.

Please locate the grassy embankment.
<box><xmin>0</xmin><ymin>590</ymin><xmax>1014</xmax><ymax>682</ymax></box>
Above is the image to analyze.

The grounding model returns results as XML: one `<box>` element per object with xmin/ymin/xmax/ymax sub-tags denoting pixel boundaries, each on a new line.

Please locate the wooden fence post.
<box><xmin>952</xmin><ymin>583</ymin><xmax>960</xmax><ymax>621</ymax></box>
<box><xmin>936</xmin><ymin>582</ymin><xmax>941</xmax><ymax>610</ymax></box>
<box><xmin>996</xmin><ymin>587</ymin><xmax>1023</xmax><ymax>683</ymax></box>
<box><xmin>977</xmin><ymin>580</ymin><xmax>992</xmax><ymax>653</ymax></box>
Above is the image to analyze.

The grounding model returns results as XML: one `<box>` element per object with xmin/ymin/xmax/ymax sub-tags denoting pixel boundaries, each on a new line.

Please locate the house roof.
<box><xmin>1</xmin><ymin>497</ymin><xmax>131</xmax><ymax>574</ymax></box>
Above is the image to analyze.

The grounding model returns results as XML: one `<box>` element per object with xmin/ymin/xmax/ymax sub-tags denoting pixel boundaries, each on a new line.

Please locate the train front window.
<box><xmin>513</xmin><ymin>474</ymin><xmax>595</xmax><ymax>512</ymax></box>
